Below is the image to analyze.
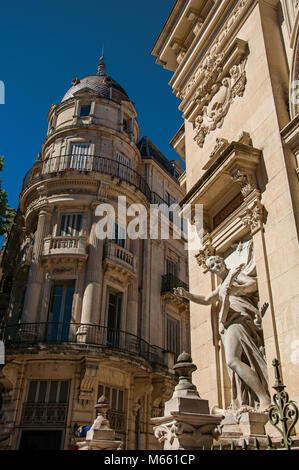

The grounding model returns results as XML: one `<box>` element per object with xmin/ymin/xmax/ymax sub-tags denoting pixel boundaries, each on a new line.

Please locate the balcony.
<box><xmin>103</xmin><ymin>242</ymin><xmax>136</xmax><ymax>279</ymax></box>
<box><xmin>21</xmin><ymin>403</ymin><xmax>68</xmax><ymax>426</ymax></box>
<box><xmin>1</xmin><ymin>322</ymin><xmax>167</xmax><ymax>368</ymax></box>
<box><xmin>161</xmin><ymin>274</ymin><xmax>189</xmax><ymax>307</ymax></box>
<box><xmin>22</xmin><ymin>154</ymin><xmax>151</xmax><ymax>200</ymax></box>
<box><xmin>42</xmin><ymin>236</ymin><xmax>87</xmax><ymax>260</ymax></box>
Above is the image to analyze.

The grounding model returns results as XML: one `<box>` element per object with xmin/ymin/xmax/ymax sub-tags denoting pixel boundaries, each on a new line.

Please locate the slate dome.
<box><xmin>61</xmin><ymin>56</ymin><xmax>129</xmax><ymax>103</ymax></box>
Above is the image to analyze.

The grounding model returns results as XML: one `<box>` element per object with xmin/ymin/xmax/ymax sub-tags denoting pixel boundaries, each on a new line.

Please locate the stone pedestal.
<box><xmin>216</xmin><ymin>409</ymin><xmax>269</xmax><ymax>448</ymax></box>
<box><xmin>76</xmin><ymin>395</ymin><xmax>122</xmax><ymax>450</ymax></box>
<box><xmin>151</xmin><ymin>352</ymin><xmax>223</xmax><ymax>450</ymax></box>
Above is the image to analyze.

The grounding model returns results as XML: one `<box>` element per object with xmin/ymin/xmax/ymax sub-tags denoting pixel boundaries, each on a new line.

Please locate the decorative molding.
<box><xmin>195</xmin><ymin>241</ymin><xmax>216</xmax><ymax>273</ymax></box>
<box><xmin>230</xmin><ymin>168</ymin><xmax>258</xmax><ymax>197</ymax></box>
<box><xmin>78</xmin><ymin>362</ymin><xmax>98</xmax><ymax>406</ymax></box>
<box><xmin>240</xmin><ymin>198</ymin><xmax>265</xmax><ymax>235</ymax></box>
<box><xmin>193</xmin><ymin>58</ymin><xmax>247</xmax><ymax>147</ymax></box>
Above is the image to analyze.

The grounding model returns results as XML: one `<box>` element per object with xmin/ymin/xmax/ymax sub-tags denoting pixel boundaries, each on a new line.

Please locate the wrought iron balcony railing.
<box><xmin>161</xmin><ymin>274</ymin><xmax>189</xmax><ymax>295</ymax></box>
<box><xmin>22</xmin><ymin>155</ymin><xmax>151</xmax><ymax>200</ymax></box>
<box><xmin>1</xmin><ymin>322</ymin><xmax>167</xmax><ymax>367</ymax></box>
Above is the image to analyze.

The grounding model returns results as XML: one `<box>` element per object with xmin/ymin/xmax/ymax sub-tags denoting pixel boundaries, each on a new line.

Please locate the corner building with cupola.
<box><xmin>0</xmin><ymin>57</ymin><xmax>190</xmax><ymax>450</ymax></box>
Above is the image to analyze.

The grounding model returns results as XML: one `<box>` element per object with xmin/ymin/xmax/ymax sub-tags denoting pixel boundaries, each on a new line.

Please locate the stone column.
<box><xmin>77</xmin><ymin>206</ymin><xmax>103</xmax><ymax>342</ymax></box>
<box><xmin>21</xmin><ymin>207</ymin><xmax>52</xmax><ymax>324</ymax></box>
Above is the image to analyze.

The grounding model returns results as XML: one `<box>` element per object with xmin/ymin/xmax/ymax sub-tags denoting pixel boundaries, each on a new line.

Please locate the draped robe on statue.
<box><xmin>215</xmin><ymin>242</ymin><xmax>270</xmax><ymax>409</ymax></box>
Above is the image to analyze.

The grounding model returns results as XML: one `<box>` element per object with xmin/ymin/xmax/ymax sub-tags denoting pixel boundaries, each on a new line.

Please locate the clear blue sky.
<box><xmin>0</xmin><ymin>0</ymin><xmax>183</xmax><ymax>211</ymax></box>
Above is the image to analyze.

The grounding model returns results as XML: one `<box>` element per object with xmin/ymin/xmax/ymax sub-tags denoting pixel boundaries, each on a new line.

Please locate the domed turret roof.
<box><xmin>61</xmin><ymin>56</ymin><xmax>129</xmax><ymax>103</ymax></box>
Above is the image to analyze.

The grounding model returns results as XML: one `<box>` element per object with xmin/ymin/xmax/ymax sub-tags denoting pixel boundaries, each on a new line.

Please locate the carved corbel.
<box><xmin>133</xmin><ymin>378</ymin><xmax>153</xmax><ymax>416</ymax></box>
<box><xmin>230</xmin><ymin>168</ymin><xmax>258</xmax><ymax>197</ymax></box>
<box><xmin>78</xmin><ymin>362</ymin><xmax>99</xmax><ymax>406</ymax></box>
<box><xmin>240</xmin><ymin>198</ymin><xmax>265</xmax><ymax>235</ymax></box>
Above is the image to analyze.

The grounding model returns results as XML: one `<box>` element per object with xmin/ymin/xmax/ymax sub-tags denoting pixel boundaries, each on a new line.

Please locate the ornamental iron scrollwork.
<box><xmin>268</xmin><ymin>359</ymin><xmax>299</xmax><ymax>450</ymax></box>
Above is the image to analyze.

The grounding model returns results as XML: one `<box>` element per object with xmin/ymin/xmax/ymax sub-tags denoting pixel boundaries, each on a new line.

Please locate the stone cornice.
<box><xmin>169</xmin><ymin>0</ymin><xmax>254</xmax><ymax>92</ymax></box>
<box><xmin>179</xmin><ymin>141</ymin><xmax>261</xmax><ymax>207</ymax></box>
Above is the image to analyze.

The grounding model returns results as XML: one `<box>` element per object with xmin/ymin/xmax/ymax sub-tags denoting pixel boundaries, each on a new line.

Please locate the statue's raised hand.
<box><xmin>173</xmin><ymin>287</ymin><xmax>188</xmax><ymax>299</ymax></box>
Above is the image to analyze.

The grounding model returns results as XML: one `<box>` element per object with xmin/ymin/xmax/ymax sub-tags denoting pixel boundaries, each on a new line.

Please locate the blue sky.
<box><xmin>0</xmin><ymin>0</ymin><xmax>183</xmax><ymax>211</ymax></box>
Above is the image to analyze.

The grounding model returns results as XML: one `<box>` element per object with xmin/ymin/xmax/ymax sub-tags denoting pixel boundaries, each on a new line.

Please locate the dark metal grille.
<box><xmin>21</xmin><ymin>403</ymin><xmax>68</xmax><ymax>426</ymax></box>
<box><xmin>1</xmin><ymin>323</ymin><xmax>167</xmax><ymax>367</ymax></box>
<box><xmin>161</xmin><ymin>274</ymin><xmax>189</xmax><ymax>294</ymax></box>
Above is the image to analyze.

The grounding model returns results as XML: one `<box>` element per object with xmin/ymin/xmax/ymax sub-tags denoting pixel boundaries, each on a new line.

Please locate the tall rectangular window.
<box><xmin>166</xmin><ymin>259</ymin><xmax>178</xmax><ymax>278</ymax></box>
<box><xmin>106</xmin><ymin>291</ymin><xmax>123</xmax><ymax>348</ymax></box>
<box><xmin>111</xmin><ymin>223</ymin><xmax>126</xmax><ymax>248</ymax></box>
<box><xmin>26</xmin><ymin>380</ymin><xmax>70</xmax><ymax>404</ymax></box>
<box><xmin>58</xmin><ymin>213</ymin><xmax>82</xmax><ymax>237</ymax></box>
<box><xmin>68</xmin><ymin>142</ymin><xmax>91</xmax><ymax>170</ymax></box>
<box><xmin>167</xmin><ymin>316</ymin><xmax>180</xmax><ymax>356</ymax></box>
<box><xmin>116</xmin><ymin>152</ymin><xmax>130</xmax><ymax>180</ymax></box>
<box><xmin>47</xmin><ymin>282</ymin><xmax>75</xmax><ymax>342</ymax></box>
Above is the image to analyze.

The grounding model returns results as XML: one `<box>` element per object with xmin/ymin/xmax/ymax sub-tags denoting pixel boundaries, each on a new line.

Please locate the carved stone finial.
<box><xmin>173</xmin><ymin>352</ymin><xmax>197</xmax><ymax>393</ymax></box>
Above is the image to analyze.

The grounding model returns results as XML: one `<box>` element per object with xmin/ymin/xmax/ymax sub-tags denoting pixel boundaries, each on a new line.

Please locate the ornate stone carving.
<box><xmin>180</xmin><ymin>52</ymin><xmax>224</xmax><ymax>100</ymax></box>
<box><xmin>78</xmin><ymin>362</ymin><xmax>98</xmax><ymax>406</ymax></box>
<box><xmin>195</xmin><ymin>242</ymin><xmax>216</xmax><ymax>272</ymax></box>
<box><xmin>178</xmin><ymin>0</ymin><xmax>251</xmax><ymax>102</ymax></box>
<box><xmin>240</xmin><ymin>199</ymin><xmax>265</xmax><ymax>234</ymax></box>
<box><xmin>152</xmin><ymin>353</ymin><xmax>223</xmax><ymax>450</ymax></box>
<box><xmin>193</xmin><ymin>59</ymin><xmax>247</xmax><ymax>148</ymax></box>
<box><xmin>231</xmin><ymin>169</ymin><xmax>257</xmax><ymax>197</ymax></box>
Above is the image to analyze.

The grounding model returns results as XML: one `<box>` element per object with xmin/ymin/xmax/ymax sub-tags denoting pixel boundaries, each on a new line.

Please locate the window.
<box><xmin>106</xmin><ymin>291</ymin><xmax>123</xmax><ymax>347</ymax></box>
<box><xmin>68</xmin><ymin>142</ymin><xmax>91</xmax><ymax>170</ymax></box>
<box><xmin>116</xmin><ymin>152</ymin><xmax>130</xmax><ymax>180</ymax></box>
<box><xmin>167</xmin><ymin>316</ymin><xmax>180</xmax><ymax>356</ymax></box>
<box><xmin>21</xmin><ymin>380</ymin><xmax>70</xmax><ymax>429</ymax></box>
<box><xmin>57</xmin><ymin>213</ymin><xmax>82</xmax><ymax>237</ymax></box>
<box><xmin>166</xmin><ymin>259</ymin><xmax>178</xmax><ymax>278</ymax></box>
<box><xmin>79</xmin><ymin>104</ymin><xmax>91</xmax><ymax>117</ymax></box>
<box><xmin>98</xmin><ymin>383</ymin><xmax>126</xmax><ymax>438</ymax></box>
<box><xmin>165</xmin><ymin>191</ymin><xmax>176</xmax><ymax>206</ymax></box>
<box><xmin>47</xmin><ymin>282</ymin><xmax>75</xmax><ymax>342</ymax></box>
<box><xmin>111</xmin><ymin>223</ymin><xmax>126</xmax><ymax>248</ymax></box>
<box><xmin>26</xmin><ymin>380</ymin><xmax>70</xmax><ymax>404</ymax></box>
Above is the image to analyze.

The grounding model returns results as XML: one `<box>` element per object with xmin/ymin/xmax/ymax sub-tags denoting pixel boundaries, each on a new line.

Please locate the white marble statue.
<box><xmin>174</xmin><ymin>242</ymin><xmax>271</xmax><ymax>412</ymax></box>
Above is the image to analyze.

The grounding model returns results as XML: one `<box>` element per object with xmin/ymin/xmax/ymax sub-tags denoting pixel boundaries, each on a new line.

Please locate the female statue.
<box><xmin>174</xmin><ymin>249</ymin><xmax>271</xmax><ymax>411</ymax></box>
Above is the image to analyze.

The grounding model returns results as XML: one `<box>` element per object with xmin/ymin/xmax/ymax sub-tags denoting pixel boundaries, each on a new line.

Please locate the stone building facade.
<box><xmin>0</xmin><ymin>57</ymin><xmax>190</xmax><ymax>450</ymax></box>
<box><xmin>152</xmin><ymin>0</ymin><xmax>299</xmax><ymax>433</ymax></box>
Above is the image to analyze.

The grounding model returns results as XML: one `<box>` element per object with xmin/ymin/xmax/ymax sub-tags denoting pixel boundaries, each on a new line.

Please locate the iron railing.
<box><xmin>22</xmin><ymin>155</ymin><xmax>151</xmax><ymax>200</ymax></box>
<box><xmin>21</xmin><ymin>156</ymin><xmax>183</xmax><ymax>212</ymax></box>
<box><xmin>161</xmin><ymin>274</ymin><xmax>189</xmax><ymax>295</ymax></box>
<box><xmin>1</xmin><ymin>322</ymin><xmax>167</xmax><ymax>367</ymax></box>
<box><xmin>21</xmin><ymin>403</ymin><xmax>68</xmax><ymax>426</ymax></box>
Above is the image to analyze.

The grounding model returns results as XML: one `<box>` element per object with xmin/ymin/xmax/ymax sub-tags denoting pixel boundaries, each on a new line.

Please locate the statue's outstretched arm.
<box><xmin>174</xmin><ymin>287</ymin><xmax>218</xmax><ymax>306</ymax></box>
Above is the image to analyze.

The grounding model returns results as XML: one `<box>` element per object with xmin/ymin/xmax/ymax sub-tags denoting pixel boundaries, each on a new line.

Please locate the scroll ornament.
<box><xmin>193</xmin><ymin>60</ymin><xmax>247</xmax><ymax>148</ymax></box>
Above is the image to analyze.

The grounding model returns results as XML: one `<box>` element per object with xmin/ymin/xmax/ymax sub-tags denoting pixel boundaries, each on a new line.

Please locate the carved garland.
<box><xmin>193</xmin><ymin>59</ymin><xmax>247</xmax><ymax>148</ymax></box>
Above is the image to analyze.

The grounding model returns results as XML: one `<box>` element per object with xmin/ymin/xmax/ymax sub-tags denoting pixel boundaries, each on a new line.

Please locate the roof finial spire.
<box><xmin>97</xmin><ymin>46</ymin><xmax>106</xmax><ymax>76</ymax></box>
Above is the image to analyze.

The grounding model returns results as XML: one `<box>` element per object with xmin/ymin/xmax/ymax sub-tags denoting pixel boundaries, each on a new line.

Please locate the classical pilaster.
<box><xmin>21</xmin><ymin>207</ymin><xmax>53</xmax><ymax>323</ymax></box>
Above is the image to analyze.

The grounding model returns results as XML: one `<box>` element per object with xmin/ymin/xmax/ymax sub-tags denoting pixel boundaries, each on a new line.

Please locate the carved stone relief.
<box><xmin>193</xmin><ymin>59</ymin><xmax>247</xmax><ymax>148</ymax></box>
